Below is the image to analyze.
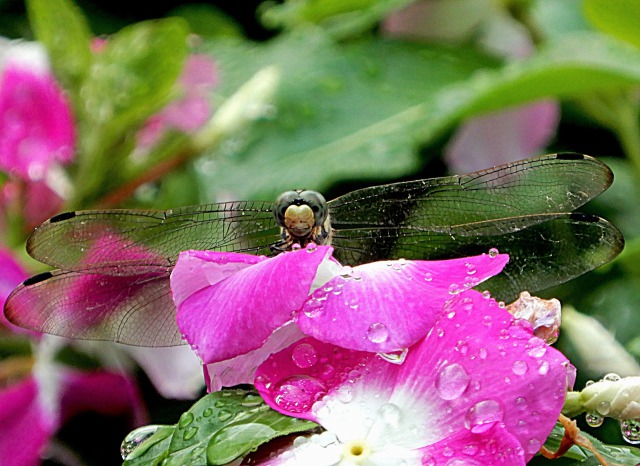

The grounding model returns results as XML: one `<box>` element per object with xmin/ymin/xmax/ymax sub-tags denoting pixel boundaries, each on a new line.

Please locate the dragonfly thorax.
<box><xmin>273</xmin><ymin>189</ymin><xmax>331</xmax><ymax>247</ymax></box>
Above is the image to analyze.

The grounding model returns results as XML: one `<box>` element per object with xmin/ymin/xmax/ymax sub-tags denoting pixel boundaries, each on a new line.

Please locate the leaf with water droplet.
<box><xmin>542</xmin><ymin>420</ymin><xmax>640</xmax><ymax>464</ymax></box>
<box><xmin>123</xmin><ymin>388</ymin><xmax>317</xmax><ymax>466</ymax></box>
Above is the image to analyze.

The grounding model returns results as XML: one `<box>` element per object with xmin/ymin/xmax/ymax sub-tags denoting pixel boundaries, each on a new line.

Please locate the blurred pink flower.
<box><xmin>0</xmin><ymin>40</ymin><xmax>74</xmax><ymax>181</ymax></box>
<box><xmin>254</xmin><ymin>290</ymin><xmax>572</xmax><ymax>465</ymax></box>
<box><xmin>383</xmin><ymin>0</ymin><xmax>560</xmax><ymax>172</ymax></box>
<box><xmin>0</xmin><ymin>368</ymin><xmax>145</xmax><ymax>466</ymax></box>
<box><xmin>136</xmin><ymin>54</ymin><xmax>218</xmax><ymax>148</ymax></box>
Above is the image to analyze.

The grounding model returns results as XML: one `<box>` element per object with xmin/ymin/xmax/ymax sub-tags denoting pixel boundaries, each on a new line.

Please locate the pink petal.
<box><xmin>257</xmin><ymin>290</ymin><xmax>569</xmax><ymax>461</ymax></box>
<box><xmin>445</xmin><ymin>101</ymin><xmax>560</xmax><ymax>174</ymax></box>
<box><xmin>295</xmin><ymin>253</ymin><xmax>508</xmax><ymax>352</ymax></box>
<box><xmin>204</xmin><ymin>323</ymin><xmax>305</xmax><ymax>392</ymax></box>
<box><xmin>175</xmin><ymin>246</ymin><xmax>333</xmax><ymax>364</ymax></box>
<box><xmin>419</xmin><ymin>424</ymin><xmax>526</xmax><ymax>465</ymax></box>
<box><xmin>171</xmin><ymin>250</ymin><xmax>265</xmax><ymax>307</ymax></box>
<box><xmin>0</xmin><ymin>62</ymin><xmax>74</xmax><ymax>180</ymax></box>
<box><xmin>59</xmin><ymin>369</ymin><xmax>147</xmax><ymax>427</ymax></box>
<box><xmin>388</xmin><ymin>290</ymin><xmax>569</xmax><ymax>461</ymax></box>
<box><xmin>255</xmin><ymin>336</ymin><xmax>381</xmax><ymax>423</ymax></box>
<box><xmin>0</xmin><ymin>376</ymin><xmax>52</xmax><ymax>466</ymax></box>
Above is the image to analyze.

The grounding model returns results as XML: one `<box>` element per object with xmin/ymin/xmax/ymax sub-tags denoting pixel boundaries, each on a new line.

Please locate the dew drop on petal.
<box><xmin>465</xmin><ymin>400</ymin><xmax>504</xmax><ymax>433</ymax></box>
<box><xmin>183</xmin><ymin>426</ymin><xmax>198</xmax><ymax>441</ymax></box>
<box><xmin>478</xmin><ymin>347</ymin><xmax>488</xmax><ymax>359</ymax></box>
<box><xmin>306</xmin><ymin>242</ymin><xmax>318</xmax><ymax>252</ymax></box>
<box><xmin>272</xmin><ymin>375</ymin><xmax>327</xmax><ymax>413</ymax></box>
<box><xmin>367</xmin><ymin>322</ymin><xmax>389</xmax><ymax>343</ymax></box>
<box><xmin>585</xmin><ymin>412</ymin><xmax>604</xmax><ymax>428</ymax></box>
<box><xmin>121</xmin><ymin>425</ymin><xmax>160</xmax><ymax>460</ymax></box>
<box><xmin>465</xmin><ymin>262</ymin><xmax>477</xmax><ymax>275</ymax></box>
<box><xmin>336</xmin><ymin>385</ymin><xmax>353</xmax><ymax>403</ymax></box>
<box><xmin>512</xmin><ymin>360</ymin><xmax>528</xmax><ymax>376</ymax></box>
<box><xmin>537</xmin><ymin>360</ymin><xmax>550</xmax><ymax>375</ymax></box>
<box><xmin>379</xmin><ymin>402</ymin><xmax>402</xmax><ymax>425</ymax></box>
<box><xmin>488</xmin><ymin>247</ymin><xmax>499</xmax><ymax>258</ymax></box>
<box><xmin>424</xmin><ymin>272</ymin><xmax>433</xmax><ymax>282</ymax></box>
<box><xmin>482</xmin><ymin>290</ymin><xmax>491</xmax><ymax>299</ymax></box>
<box><xmin>604</xmin><ymin>373</ymin><xmax>621</xmax><ymax>382</ymax></box>
<box><xmin>436</xmin><ymin>363</ymin><xmax>470</xmax><ymax>400</ymax></box>
<box><xmin>597</xmin><ymin>401</ymin><xmax>611</xmax><ymax>416</ymax></box>
<box><xmin>620</xmin><ymin>419</ymin><xmax>640</xmax><ymax>444</ymax></box>
<box><xmin>291</xmin><ymin>343</ymin><xmax>318</xmax><ymax>368</ymax></box>
<box><xmin>448</xmin><ymin>283</ymin><xmax>461</xmax><ymax>295</ymax></box>
<box><xmin>527</xmin><ymin>438</ymin><xmax>541</xmax><ymax>454</ymax></box>
<box><xmin>303</xmin><ymin>299</ymin><xmax>325</xmax><ymax>318</ymax></box>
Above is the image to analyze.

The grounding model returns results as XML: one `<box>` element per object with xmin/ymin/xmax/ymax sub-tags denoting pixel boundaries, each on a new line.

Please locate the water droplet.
<box><xmin>537</xmin><ymin>360</ymin><xmax>549</xmax><ymax>375</ymax></box>
<box><xmin>478</xmin><ymin>347</ymin><xmax>488</xmax><ymax>359</ymax></box>
<box><xmin>424</xmin><ymin>272</ymin><xmax>433</xmax><ymax>282</ymax></box>
<box><xmin>306</xmin><ymin>242</ymin><xmax>317</xmax><ymax>252</ymax></box>
<box><xmin>178</xmin><ymin>412</ymin><xmax>194</xmax><ymax>428</ymax></box>
<box><xmin>488</xmin><ymin>247</ymin><xmax>499</xmax><ymax>258</ymax></box>
<box><xmin>482</xmin><ymin>290</ymin><xmax>491</xmax><ymax>299</ymax></box>
<box><xmin>527</xmin><ymin>343</ymin><xmax>547</xmax><ymax>358</ymax></box>
<box><xmin>120</xmin><ymin>425</ymin><xmax>160</xmax><ymax>459</ymax></box>
<box><xmin>183</xmin><ymin>426</ymin><xmax>198</xmax><ymax>441</ymax></box>
<box><xmin>272</xmin><ymin>375</ymin><xmax>327</xmax><ymax>413</ymax></box>
<box><xmin>367</xmin><ymin>322</ymin><xmax>389</xmax><ymax>343</ymax></box>
<box><xmin>465</xmin><ymin>262</ymin><xmax>477</xmax><ymax>275</ymax></box>
<box><xmin>465</xmin><ymin>400</ymin><xmax>504</xmax><ymax>433</ymax></box>
<box><xmin>585</xmin><ymin>412</ymin><xmax>604</xmax><ymax>428</ymax></box>
<box><xmin>202</xmin><ymin>408</ymin><xmax>213</xmax><ymax>417</ymax></box>
<box><xmin>291</xmin><ymin>243</ymin><xmax>301</xmax><ymax>251</ymax></box>
<box><xmin>217</xmin><ymin>409</ymin><xmax>233</xmax><ymax>422</ymax></box>
<box><xmin>379</xmin><ymin>402</ymin><xmax>402</xmax><ymax>425</ymax></box>
<box><xmin>436</xmin><ymin>363</ymin><xmax>470</xmax><ymax>400</ymax></box>
<box><xmin>303</xmin><ymin>299</ymin><xmax>324</xmax><ymax>318</ymax></box>
<box><xmin>291</xmin><ymin>343</ymin><xmax>318</xmax><ymax>368</ymax></box>
<box><xmin>241</xmin><ymin>392</ymin><xmax>263</xmax><ymax>407</ymax></box>
<box><xmin>460</xmin><ymin>297</ymin><xmax>474</xmax><ymax>312</ymax></box>
<box><xmin>512</xmin><ymin>360</ymin><xmax>528</xmax><ymax>376</ymax></box>
<box><xmin>527</xmin><ymin>438</ymin><xmax>541</xmax><ymax>454</ymax></box>
<box><xmin>620</xmin><ymin>419</ymin><xmax>640</xmax><ymax>444</ymax></box>
<box><xmin>448</xmin><ymin>283</ymin><xmax>461</xmax><ymax>295</ymax></box>
<box><xmin>336</xmin><ymin>385</ymin><xmax>353</xmax><ymax>403</ymax></box>
<box><xmin>604</xmin><ymin>373</ymin><xmax>621</xmax><ymax>382</ymax></box>
<box><xmin>379</xmin><ymin>348</ymin><xmax>408</xmax><ymax>364</ymax></box>
<box><xmin>597</xmin><ymin>401</ymin><xmax>611</xmax><ymax>416</ymax></box>
<box><xmin>483</xmin><ymin>315</ymin><xmax>493</xmax><ymax>327</ymax></box>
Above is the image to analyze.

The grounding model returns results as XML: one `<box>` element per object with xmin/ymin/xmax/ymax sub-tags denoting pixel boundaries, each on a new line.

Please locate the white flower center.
<box><xmin>342</xmin><ymin>439</ymin><xmax>371</xmax><ymax>463</ymax></box>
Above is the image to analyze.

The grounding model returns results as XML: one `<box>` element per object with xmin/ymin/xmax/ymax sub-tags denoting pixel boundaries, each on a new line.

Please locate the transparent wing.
<box><xmin>4</xmin><ymin>268</ymin><xmax>183</xmax><ymax>346</ymax></box>
<box><xmin>26</xmin><ymin>201</ymin><xmax>281</xmax><ymax>274</ymax></box>
<box><xmin>328</xmin><ymin>153</ymin><xmax>613</xmax><ymax>230</ymax></box>
<box><xmin>332</xmin><ymin>213</ymin><xmax>623</xmax><ymax>302</ymax></box>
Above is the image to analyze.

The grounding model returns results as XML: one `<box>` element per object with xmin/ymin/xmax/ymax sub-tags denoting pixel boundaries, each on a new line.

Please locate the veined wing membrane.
<box><xmin>332</xmin><ymin>213</ymin><xmax>623</xmax><ymax>302</ymax></box>
<box><xmin>4</xmin><ymin>268</ymin><xmax>182</xmax><ymax>346</ymax></box>
<box><xmin>27</xmin><ymin>201</ymin><xmax>280</xmax><ymax>274</ymax></box>
<box><xmin>328</xmin><ymin>153</ymin><xmax>613</xmax><ymax>230</ymax></box>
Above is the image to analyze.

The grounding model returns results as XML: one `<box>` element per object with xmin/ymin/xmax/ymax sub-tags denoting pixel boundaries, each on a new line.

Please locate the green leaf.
<box><xmin>198</xmin><ymin>30</ymin><xmax>500</xmax><ymax>201</ymax></box>
<box><xmin>584</xmin><ymin>0</ymin><xmax>640</xmax><ymax>49</ymax></box>
<box><xmin>169</xmin><ymin>4</ymin><xmax>243</xmax><ymax>38</ymax></box>
<box><xmin>260</xmin><ymin>0</ymin><xmax>416</xmax><ymax>39</ymax></box>
<box><xmin>122</xmin><ymin>389</ymin><xmax>317</xmax><ymax>466</ymax></box>
<box><xmin>123</xmin><ymin>426</ymin><xmax>174</xmax><ymax>466</ymax></box>
<box><xmin>26</xmin><ymin>0</ymin><xmax>93</xmax><ymax>94</ymax></box>
<box><xmin>542</xmin><ymin>421</ymin><xmax>640</xmax><ymax>465</ymax></box>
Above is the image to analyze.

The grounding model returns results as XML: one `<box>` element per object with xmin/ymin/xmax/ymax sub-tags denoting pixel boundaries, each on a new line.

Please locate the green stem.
<box><xmin>562</xmin><ymin>391</ymin><xmax>584</xmax><ymax>418</ymax></box>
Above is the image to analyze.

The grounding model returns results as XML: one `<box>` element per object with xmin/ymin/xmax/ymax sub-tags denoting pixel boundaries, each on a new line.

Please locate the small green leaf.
<box><xmin>584</xmin><ymin>0</ymin><xmax>640</xmax><ymax>49</ymax></box>
<box><xmin>123</xmin><ymin>426</ymin><xmax>173</xmax><ymax>466</ymax></box>
<box><xmin>26</xmin><ymin>0</ymin><xmax>93</xmax><ymax>93</ymax></box>
<box><xmin>121</xmin><ymin>389</ymin><xmax>317</xmax><ymax>466</ymax></box>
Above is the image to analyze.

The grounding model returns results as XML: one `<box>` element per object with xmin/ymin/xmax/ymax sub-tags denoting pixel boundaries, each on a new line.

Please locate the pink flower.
<box><xmin>0</xmin><ymin>360</ymin><xmax>145</xmax><ymax>466</ymax></box>
<box><xmin>253</xmin><ymin>290</ymin><xmax>572</xmax><ymax>465</ymax></box>
<box><xmin>136</xmin><ymin>54</ymin><xmax>218</xmax><ymax>148</ymax></box>
<box><xmin>170</xmin><ymin>245</ymin><xmax>508</xmax><ymax>390</ymax></box>
<box><xmin>0</xmin><ymin>40</ymin><xmax>74</xmax><ymax>181</ymax></box>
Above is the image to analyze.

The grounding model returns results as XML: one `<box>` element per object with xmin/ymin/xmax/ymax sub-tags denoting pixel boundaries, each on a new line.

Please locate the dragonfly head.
<box><xmin>274</xmin><ymin>190</ymin><xmax>328</xmax><ymax>239</ymax></box>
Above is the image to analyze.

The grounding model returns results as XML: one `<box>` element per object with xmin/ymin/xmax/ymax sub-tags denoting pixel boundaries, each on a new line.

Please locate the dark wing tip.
<box><xmin>555</xmin><ymin>152</ymin><xmax>587</xmax><ymax>161</ymax></box>
<box><xmin>22</xmin><ymin>271</ymin><xmax>54</xmax><ymax>286</ymax></box>
<box><xmin>49</xmin><ymin>211</ymin><xmax>77</xmax><ymax>223</ymax></box>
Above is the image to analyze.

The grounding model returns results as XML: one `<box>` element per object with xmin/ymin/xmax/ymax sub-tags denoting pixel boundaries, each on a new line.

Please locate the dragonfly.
<box><xmin>3</xmin><ymin>153</ymin><xmax>624</xmax><ymax>347</ymax></box>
